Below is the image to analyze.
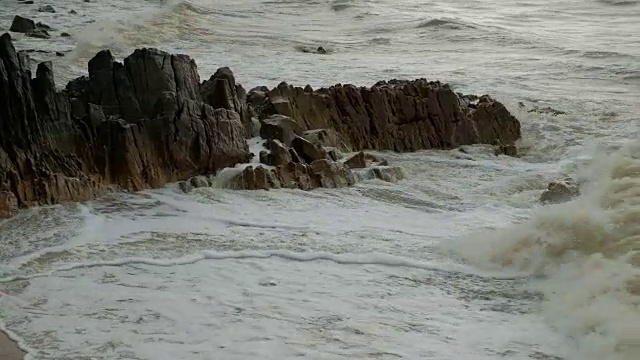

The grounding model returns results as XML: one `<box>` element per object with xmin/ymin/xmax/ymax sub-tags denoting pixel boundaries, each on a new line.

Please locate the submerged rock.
<box><xmin>38</xmin><ymin>5</ymin><xmax>56</xmax><ymax>13</ymax></box>
<box><xmin>540</xmin><ymin>178</ymin><xmax>580</xmax><ymax>204</ymax></box>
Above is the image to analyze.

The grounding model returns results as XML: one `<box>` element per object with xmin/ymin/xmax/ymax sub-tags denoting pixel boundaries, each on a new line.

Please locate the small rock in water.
<box><xmin>38</xmin><ymin>5</ymin><xmax>56</xmax><ymax>13</ymax></box>
<box><xmin>56</xmin><ymin>51</ymin><xmax>64</xmax><ymax>57</ymax></box>
<box><xmin>61</xmin><ymin>32</ymin><xmax>71</xmax><ymax>37</ymax></box>
<box><xmin>317</xmin><ymin>46</ymin><xmax>327</xmax><ymax>54</ymax></box>
<box><xmin>27</xmin><ymin>30</ymin><xmax>51</xmax><ymax>39</ymax></box>
<box><xmin>69</xmin><ymin>10</ymin><xmax>78</xmax><ymax>15</ymax></box>
<box><xmin>259</xmin><ymin>279</ymin><xmax>278</xmax><ymax>287</ymax></box>
<box><xmin>19</xmin><ymin>0</ymin><xmax>35</xmax><ymax>3</ymax></box>
<box><xmin>540</xmin><ymin>178</ymin><xmax>580</xmax><ymax>204</ymax></box>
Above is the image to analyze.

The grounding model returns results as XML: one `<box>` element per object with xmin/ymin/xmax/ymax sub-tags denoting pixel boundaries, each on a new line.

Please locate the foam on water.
<box><xmin>446</xmin><ymin>141</ymin><xmax>640</xmax><ymax>360</ymax></box>
<box><xmin>1</xmin><ymin>0</ymin><xmax>639</xmax><ymax>358</ymax></box>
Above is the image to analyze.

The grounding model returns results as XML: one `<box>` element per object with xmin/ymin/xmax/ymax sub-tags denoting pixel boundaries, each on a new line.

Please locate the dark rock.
<box><xmin>309</xmin><ymin>159</ymin><xmax>355</xmax><ymax>188</ymax></box>
<box><xmin>201</xmin><ymin>67</ymin><xmax>252</xmax><ymax>137</ymax></box>
<box><xmin>540</xmin><ymin>178</ymin><xmax>580</xmax><ymax>204</ymax></box>
<box><xmin>178</xmin><ymin>181</ymin><xmax>193</xmax><ymax>193</ymax></box>
<box><xmin>528</xmin><ymin>106</ymin><xmax>566</xmax><ymax>116</ymax></box>
<box><xmin>316</xmin><ymin>46</ymin><xmax>327</xmax><ymax>54</ymax></box>
<box><xmin>372</xmin><ymin>166</ymin><xmax>404</xmax><ymax>183</ymax></box>
<box><xmin>268</xmin><ymin>139</ymin><xmax>292</xmax><ymax>166</ymax></box>
<box><xmin>261</xmin><ymin>81</ymin><xmax>521</xmax><ymax>152</ymax></box>
<box><xmin>0</xmin><ymin>32</ymin><xmax>249</xmax><ymax>218</ymax></box>
<box><xmin>20</xmin><ymin>0</ymin><xmax>35</xmax><ymax>3</ymax></box>
<box><xmin>35</xmin><ymin>22</ymin><xmax>52</xmax><ymax>31</ymax></box>
<box><xmin>260</xmin><ymin>114</ymin><xmax>304</xmax><ymax>146</ymax></box>
<box><xmin>354</xmin><ymin>166</ymin><xmax>405</xmax><ymax>183</ymax></box>
<box><xmin>69</xmin><ymin>10</ymin><xmax>78</xmax><ymax>15</ymax></box>
<box><xmin>27</xmin><ymin>29</ymin><xmax>51</xmax><ymax>39</ymax></box>
<box><xmin>55</xmin><ymin>51</ymin><xmax>65</xmax><ymax>57</ymax></box>
<box><xmin>302</xmin><ymin>128</ymin><xmax>350</xmax><ymax>152</ymax></box>
<box><xmin>189</xmin><ymin>175</ymin><xmax>209</xmax><ymax>188</ymax></box>
<box><xmin>494</xmin><ymin>143</ymin><xmax>518</xmax><ymax>157</ymax></box>
<box><xmin>38</xmin><ymin>5</ymin><xmax>56</xmax><ymax>13</ymax></box>
<box><xmin>259</xmin><ymin>150</ymin><xmax>272</xmax><ymax>165</ymax></box>
<box><xmin>61</xmin><ymin>32</ymin><xmax>71</xmax><ymax>38</ymax></box>
<box><xmin>344</xmin><ymin>151</ymin><xmax>366</xmax><ymax>169</ymax></box>
<box><xmin>291</xmin><ymin>136</ymin><xmax>327</xmax><ymax>163</ymax></box>
<box><xmin>10</xmin><ymin>15</ymin><xmax>36</xmax><ymax>33</ymax></box>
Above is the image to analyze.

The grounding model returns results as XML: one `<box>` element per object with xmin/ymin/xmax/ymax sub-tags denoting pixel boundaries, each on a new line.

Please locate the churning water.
<box><xmin>0</xmin><ymin>0</ymin><xmax>639</xmax><ymax>359</ymax></box>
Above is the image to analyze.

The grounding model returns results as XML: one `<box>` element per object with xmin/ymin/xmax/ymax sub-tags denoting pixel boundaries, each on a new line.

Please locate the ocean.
<box><xmin>0</xmin><ymin>0</ymin><xmax>639</xmax><ymax>359</ymax></box>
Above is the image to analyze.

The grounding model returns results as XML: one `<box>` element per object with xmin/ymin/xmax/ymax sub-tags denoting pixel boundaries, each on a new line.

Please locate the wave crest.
<box><xmin>446</xmin><ymin>140</ymin><xmax>640</xmax><ymax>360</ymax></box>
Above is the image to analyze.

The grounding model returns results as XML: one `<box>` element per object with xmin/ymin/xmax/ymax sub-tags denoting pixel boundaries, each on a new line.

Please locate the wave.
<box><xmin>445</xmin><ymin>140</ymin><xmax>640</xmax><ymax>360</ymax></box>
<box><xmin>416</xmin><ymin>18</ymin><xmax>477</xmax><ymax>30</ymax></box>
<box><xmin>0</xmin><ymin>249</ymin><xmax>525</xmax><ymax>285</ymax></box>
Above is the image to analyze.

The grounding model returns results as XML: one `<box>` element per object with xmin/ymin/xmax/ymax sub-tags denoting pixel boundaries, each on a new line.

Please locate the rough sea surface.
<box><xmin>1</xmin><ymin>0</ymin><xmax>639</xmax><ymax>359</ymax></box>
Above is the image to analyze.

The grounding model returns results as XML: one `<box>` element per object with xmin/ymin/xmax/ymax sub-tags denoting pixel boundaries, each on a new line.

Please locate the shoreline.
<box><xmin>0</xmin><ymin>328</ymin><xmax>25</xmax><ymax>360</ymax></box>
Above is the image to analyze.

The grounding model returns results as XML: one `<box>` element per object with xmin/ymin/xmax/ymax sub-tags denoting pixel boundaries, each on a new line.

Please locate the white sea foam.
<box><xmin>1</xmin><ymin>0</ymin><xmax>639</xmax><ymax>358</ymax></box>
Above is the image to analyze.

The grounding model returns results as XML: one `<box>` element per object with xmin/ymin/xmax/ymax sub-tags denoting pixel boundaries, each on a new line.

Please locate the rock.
<box><xmin>61</xmin><ymin>32</ymin><xmax>71</xmax><ymax>37</ymax></box>
<box><xmin>494</xmin><ymin>143</ymin><xmax>518</xmax><ymax>157</ymax></box>
<box><xmin>528</xmin><ymin>106</ymin><xmax>566</xmax><ymax>116</ymax></box>
<box><xmin>363</xmin><ymin>152</ymin><xmax>387</xmax><ymax>165</ymax></box>
<box><xmin>291</xmin><ymin>136</ymin><xmax>327</xmax><ymax>163</ymax></box>
<box><xmin>302</xmin><ymin>128</ymin><xmax>350</xmax><ymax>152</ymax></box>
<box><xmin>27</xmin><ymin>29</ymin><xmax>51</xmax><ymax>39</ymax></box>
<box><xmin>10</xmin><ymin>15</ymin><xmax>36</xmax><ymax>33</ymax></box>
<box><xmin>344</xmin><ymin>151</ymin><xmax>366</xmax><ymax>169</ymax></box>
<box><xmin>268</xmin><ymin>139</ymin><xmax>293</xmax><ymax>166</ymax></box>
<box><xmin>259</xmin><ymin>150</ymin><xmax>272</xmax><ymax>165</ymax></box>
<box><xmin>69</xmin><ymin>10</ymin><xmax>78</xmax><ymax>15</ymax></box>
<box><xmin>38</xmin><ymin>5</ymin><xmax>56</xmax><ymax>13</ymax></box>
<box><xmin>353</xmin><ymin>166</ymin><xmax>405</xmax><ymax>183</ymax></box>
<box><xmin>178</xmin><ymin>181</ymin><xmax>193</xmax><ymax>193</ymax></box>
<box><xmin>201</xmin><ymin>67</ymin><xmax>252</xmax><ymax>137</ymax></box>
<box><xmin>239</xmin><ymin>166</ymin><xmax>272</xmax><ymax>190</ymax></box>
<box><xmin>0</xmin><ymin>32</ymin><xmax>249</xmax><ymax>218</ymax></box>
<box><xmin>540</xmin><ymin>178</ymin><xmax>580</xmax><ymax>204</ymax></box>
<box><xmin>0</xmin><ymin>191</ymin><xmax>19</xmax><ymax>218</ymax></box>
<box><xmin>309</xmin><ymin>159</ymin><xmax>355</xmax><ymax>188</ymax></box>
<box><xmin>189</xmin><ymin>176</ymin><xmax>209</xmax><ymax>188</ymax></box>
<box><xmin>247</xmin><ymin>86</ymin><xmax>269</xmax><ymax>107</ymax></box>
<box><xmin>19</xmin><ymin>0</ymin><xmax>34</xmax><ymax>3</ymax></box>
<box><xmin>261</xmin><ymin>81</ymin><xmax>521</xmax><ymax>152</ymax></box>
<box><xmin>296</xmin><ymin>46</ymin><xmax>330</xmax><ymax>55</ymax></box>
<box><xmin>260</xmin><ymin>114</ymin><xmax>304</xmax><ymax>146</ymax></box>
<box><xmin>373</xmin><ymin>166</ymin><xmax>404</xmax><ymax>183</ymax></box>
<box><xmin>233</xmin><ymin>159</ymin><xmax>354</xmax><ymax>191</ymax></box>
<box><xmin>55</xmin><ymin>51</ymin><xmax>64</xmax><ymax>57</ymax></box>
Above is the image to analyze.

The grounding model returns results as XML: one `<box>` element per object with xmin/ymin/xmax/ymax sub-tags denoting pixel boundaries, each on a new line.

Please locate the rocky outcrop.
<box><xmin>9</xmin><ymin>16</ymin><xmax>52</xmax><ymax>39</ymax></box>
<box><xmin>254</xmin><ymin>80</ymin><xmax>520</xmax><ymax>152</ymax></box>
<box><xmin>201</xmin><ymin>67</ymin><xmax>253</xmax><ymax>137</ymax></box>
<box><xmin>232</xmin><ymin>160</ymin><xmax>356</xmax><ymax>191</ymax></box>
<box><xmin>0</xmin><ymin>30</ymin><xmax>524</xmax><ymax>217</ymax></box>
<box><xmin>540</xmin><ymin>178</ymin><xmax>580</xmax><ymax>204</ymax></box>
<box><xmin>0</xmin><ymin>33</ymin><xmax>249</xmax><ymax>217</ymax></box>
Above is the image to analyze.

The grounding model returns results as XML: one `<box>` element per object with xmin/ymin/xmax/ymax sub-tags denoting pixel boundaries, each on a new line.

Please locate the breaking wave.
<box><xmin>446</xmin><ymin>140</ymin><xmax>640</xmax><ymax>360</ymax></box>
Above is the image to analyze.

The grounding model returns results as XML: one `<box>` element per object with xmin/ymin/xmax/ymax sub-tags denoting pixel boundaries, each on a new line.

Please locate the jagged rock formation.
<box><xmin>0</xmin><ymin>32</ymin><xmax>249</xmax><ymax>217</ymax></box>
<box><xmin>0</xmin><ymin>30</ymin><xmax>523</xmax><ymax>217</ymax></box>
<box><xmin>252</xmin><ymin>80</ymin><xmax>521</xmax><ymax>152</ymax></box>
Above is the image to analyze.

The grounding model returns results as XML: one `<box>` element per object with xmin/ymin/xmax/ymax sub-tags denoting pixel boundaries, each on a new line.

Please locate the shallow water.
<box><xmin>1</xmin><ymin>0</ymin><xmax>639</xmax><ymax>359</ymax></box>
